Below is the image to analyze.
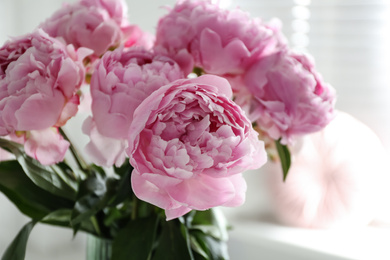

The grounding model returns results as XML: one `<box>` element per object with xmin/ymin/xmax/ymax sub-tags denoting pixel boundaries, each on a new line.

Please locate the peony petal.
<box><xmin>82</xmin><ymin>117</ymin><xmax>127</xmax><ymax>167</ymax></box>
<box><xmin>131</xmin><ymin>171</ymin><xmax>181</xmax><ymax>210</ymax></box>
<box><xmin>15</xmin><ymin>92</ymin><xmax>65</xmax><ymax>131</ymax></box>
<box><xmin>24</xmin><ymin>128</ymin><xmax>69</xmax><ymax>165</ymax></box>
<box><xmin>167</xmin><ymin>174</ymin><xmax>236</xmax><ymax>210</ymax></box>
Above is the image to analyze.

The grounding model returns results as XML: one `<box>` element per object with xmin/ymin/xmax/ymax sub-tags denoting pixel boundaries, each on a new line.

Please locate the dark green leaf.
<box><xmin>0</xmin><ymin>138</ymin><xmax>77</xmax><ymax>200</ymax></box>
<box><xmin>0</xmin><ymin>160</ymin><xmax>74</xmax><ymax>220</ymax></box>
<box><xmin>41</xmin><ymin>209</ymin><xmax>72</xmax><ymax>227</ymax></box>
<box><xmin>190</xmin><ymin>209</ymin><xmax>228</xmax><ymax>241</ymax></box>
<box><xmin>275</xmin><ymin>139</ymin><xmax>291</xmax><ymax>181</ymax></box>
<box><xmin>152</xmin><ymin>220</ymin><xmax>194</xmax><ymax>260</ymax></box>
<box><xmin>188</xmin><ymin>210</ymin><xmax>229</xmax><ymax>260</ymax></box>
<box><xmin>71</xmin><ymin>174</ymin><xmax>118</xmax><ymax>227</ymax></box>
<box><xmin>109</xmin><ymin>167</ymin><xmax>132</xmax><ymax>207</ymax></box>
<box><xmin>190</xmin><ymin>231</ymin><xmax>229</xmax><ymax>260</ymax></box>
<box><xmin>111</xmin><ymin>215</ymin><xmax>159</xmax><ymax>260</ymax></box>
<box><xmin>1</xmin><ymin>221</ymin><xmax>36</xmax><ymax>260</ymax></box>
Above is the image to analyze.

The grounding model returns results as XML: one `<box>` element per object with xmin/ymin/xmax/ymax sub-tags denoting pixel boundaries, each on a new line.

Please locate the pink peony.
<box><xmin>154</xmin><ymin>0</ymin><xmax>287</xmax><ymax>75</ymax></box>
<box><xmin>0</xmin><ymin>29</ymin><xmax>87</xmax><ymax>134</ymax></box>
<box><xmin>242</xmin><ymin>50</ymin><xmax>336</xmax><ymax>144</ymax></box>
<box><xmin>84</xmin><ymin>47</ymin><xmax>184</xmax><ymax>166</ymax></box>
<box><xmin>127</xmin><ymin>75</ymin><xmax>267</xmax><ymax>220</ymax></box>
<box><xmin>39</xmin><ymin>0</ymin><xmax>133</xmax><ymax>57</ymax></box>
<box><xmin>0</xmin><ymin>29</ymin><xmax>88</xmax><ymax>164</ymax></box>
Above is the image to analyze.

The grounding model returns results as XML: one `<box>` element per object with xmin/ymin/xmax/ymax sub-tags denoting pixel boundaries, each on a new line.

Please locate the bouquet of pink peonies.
<box><xmin>0</xmin><ymin>0</ymin><xmax>336</xmax><ymax>259</ymax></box>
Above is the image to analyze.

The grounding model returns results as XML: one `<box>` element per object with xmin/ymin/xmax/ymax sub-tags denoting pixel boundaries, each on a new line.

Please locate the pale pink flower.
<box><xmin>127</xmin><ymin>75</ymin><xmax>267</xmax><ymax>220</ymax></box>
<box><xmin>242</xmin><ymin>50</ymin><xmax>336</xmax><ymax>144</ymax></box>
<box><xmin>84</xmin><ymin>47</ymin><xmax>184</xmax><ymax>166</ymax></box>
<box><xmin>0</xmin><ymin>29</ymin><xmax>87</xmax><ymax>135</ymax></box>
<box><xmin>39</xmin><ymin>0</ymin><xmax>132</xmax><ymax>57</ymax></box>
<box><xmin>0</xmin><ymin>29</ymin><xmax>88</xmax><ymax>164</ymax></box>
<box><xmin>155</xmin><ymin>0</ymin><xmax>287</xmax><ymax>75</ymax></box>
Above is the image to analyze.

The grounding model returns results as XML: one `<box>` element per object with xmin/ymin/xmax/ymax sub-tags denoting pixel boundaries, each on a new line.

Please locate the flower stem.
<box><xmin>59</xmin><ymin>127</ymin><xmax>88</xmax><ymax>171</ymax></box>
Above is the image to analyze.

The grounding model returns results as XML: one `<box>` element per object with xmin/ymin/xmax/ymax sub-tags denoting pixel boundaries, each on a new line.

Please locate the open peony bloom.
<box><xmin>267</xmin><ymin>112</ymin><xmax>388</xmax><ymax>228</ymax></box>
<box><xmin>127</xmin><ymin>75</ymin><xmax>267</xmax><ymax>220</ymax></box>
<box><xmin>154</xmin><ymin>0</ymin><xmax>287</xmax><ymax>75</ymax></box>
<box><xmin>39</xmin><ymin>0</ymin><xmax>133</xmax><ymax>57</ymax></box>
<box><xmin>0</xmin><ymin>29</ymin><xmax>88</xmax><ymax>164</ymax></box>
<box><xmin>242</xmin><ymin>50</ymin><xmax>336</xmax><ymax>145</ymax></box>
<box><xmin>84</xmin><ymin>47</ymin><xmax>184</xmax><ymax>167</ymax></box>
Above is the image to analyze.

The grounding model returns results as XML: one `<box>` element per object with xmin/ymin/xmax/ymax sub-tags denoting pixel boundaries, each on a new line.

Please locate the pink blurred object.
<box><xmin>267</xmin><ymin>111</ymin><xmax>388</xmax><ymax>228</ymax></box>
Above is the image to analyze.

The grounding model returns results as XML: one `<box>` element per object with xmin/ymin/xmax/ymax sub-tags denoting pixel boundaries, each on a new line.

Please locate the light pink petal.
<box><xmin>165</xmin><ymin>206</ymin><xmax>192</xmax><ymax>221</ymax></box>
<box><xmin>82</xmin><ymin>117</ymin><xmax>127</xmax><ymax>167</ymax></box>
<box><xmin>131</xmin><ymin>171</ymin><xmax>182</xmax><ymax>210</ymax></box>
<box><xmin>15</xmin><ymin>92</ymin><xmax>65</xmax><ymax>131</ymax></box>
<box><xmin>199</xmin><ymin>28</ymin><xmax>250</xmax><ymax>74</ymax></box>
<box><xmin>24</xmin><ymin>128</ymin><xmax>69</xmax><ymax>165</ymax></box>
<box><xmin>190</xmin><ymin>74</ymin><xmax>232</xmax><ymax>98</ymax></box>
<box><xmin>167</xmin><ymin>174</ymin><xmax>236</xmax><ymax>210</ymax></box>
<box><xmin>221</xmin><ymin>174</ymin><xmax>247</xmax><ymax>207</ymax></box>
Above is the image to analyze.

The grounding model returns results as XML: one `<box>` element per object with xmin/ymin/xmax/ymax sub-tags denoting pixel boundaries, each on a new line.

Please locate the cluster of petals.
<box><xmin>0</xmin><ymin>29</ymin><xmax>88</xmax><ymax>164</ymax></box>
<box><xmin>39</xmin><ymin>0</ymin><xmax>134</xmax><ymax>57</ymax></box>
<box><xmin>84</xmin><ymin>47</ymin><xmax>185</xmax><ymax>167</ymax></box>
<box><xmin>242</xmin><ymin>50</ymin><xmax>336</xmax><ymax>144</ymax></box>
<box><xmin>154</xmin><ymin>0</ymin><xmax>287</xmax><ymax>76</ymax></box>
<box><xmin>127</xmin><ymin>75</ymin><xmax>267</xmax><ymax>219</ymax></box>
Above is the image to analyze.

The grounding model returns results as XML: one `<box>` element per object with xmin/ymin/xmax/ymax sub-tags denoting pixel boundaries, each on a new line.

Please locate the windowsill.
<box><xmin>225</xmin><ymin>213</ymin><xmax>390</xmax><ymax>260</ymax></box>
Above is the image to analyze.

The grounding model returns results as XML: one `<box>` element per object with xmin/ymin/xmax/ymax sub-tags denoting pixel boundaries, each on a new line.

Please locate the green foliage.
<box><xmin>0</xmin><ymin>138</ymin><xmax>230</xmax><ymax>260</ymax></box>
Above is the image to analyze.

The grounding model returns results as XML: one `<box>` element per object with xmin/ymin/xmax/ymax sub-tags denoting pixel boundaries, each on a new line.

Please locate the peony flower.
<box><xmin>84</xmin><ymin>47</ymin><xmax>184</xmax><ymax>166</ymax></box>
<box><xmin>39</xmin><ymin>0</ymin><xmax>133</xmax><ymax>57</ymax></box>
<box><xmin>127</xmin><ymin>75</ymin><xmax>267</xmax><ymax>220</ymax></box>
<box><xmin>242</xmin><ymin>50</ymin><xmax>336</xmax><ymax>145</ymax></box>
<box><xmin>0</xmin><ymin>29</ymin><xmax>88</xmax><ymax>164</ymax></box>
<box><xmin>154</xmin><ymin>0</ymin><xmax>287</xmax><ymax>75</ymax></box>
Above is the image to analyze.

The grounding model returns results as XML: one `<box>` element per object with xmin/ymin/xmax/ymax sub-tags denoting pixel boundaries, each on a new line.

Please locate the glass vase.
<box><xmin>86</xmin><ymin>234</ymin><xmax>112</xmax><ymax>260</ymax></box>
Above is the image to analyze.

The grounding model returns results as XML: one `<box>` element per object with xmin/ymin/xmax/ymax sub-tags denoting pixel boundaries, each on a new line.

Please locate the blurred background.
<box><xmin>1</xmin><ymin>0</ymin><xmax>390</xmax><ymax>259</ymax></box>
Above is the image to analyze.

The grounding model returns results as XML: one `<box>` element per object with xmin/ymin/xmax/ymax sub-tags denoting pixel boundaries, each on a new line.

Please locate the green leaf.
<box><xmin>1</xmin><ymin>221</ymin><xmax>36</xmax><ymax>260</ymax></box>
<box><xmin>0</xmin><ymin>138</ymin><xmax>77</xmax><ymax>200</ymax></box>
<box><xmin>111</xmin><ymin>215</ymin><xmax>159</xmax><ymax>260</ymax></box>
<box><xmin>71</xmin><ymin>173</ymin><xmax>120</xmax><ymax>231</ymax></box>
<box><xmin>191</xmin><ymin>209</ymin><xmax>228</xmax><ymax>241</ymax></box>
<box><xmin>70</xmin><ymin>173</ymin><xmax>107</xmax><ymax>226</ymax></box>
<box><xmin>0</xmin><ymin>160</ymin><xmax>74</xmax><ymax>220</ymax></box>
<box><xmin>190</xmin><ymin>231</ymin><xmax>229</xmax><ymax>260</ymax></box>
<box><xmin>109</xmin><ymin>167</ymin><xmax>132</xmax><ymax>207</ymax></box>
<box><xmin>188</xmin><ymin>209</ymin><xmax>229</xmax><ymax>260</ymax></box>
<box><xmin>41</xmin><ymin>209</ymin><xmax>72</xmax><ymax>227</ymax></box>
<box><xmin>275</xmin><ymin>139</ymin><xmax>291</xmax><ymax>181</ymax></box>
<box><xmin>152</xmin><ymin>220</ymin><xmax>194</xmax><ymax>260</ymax></box>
